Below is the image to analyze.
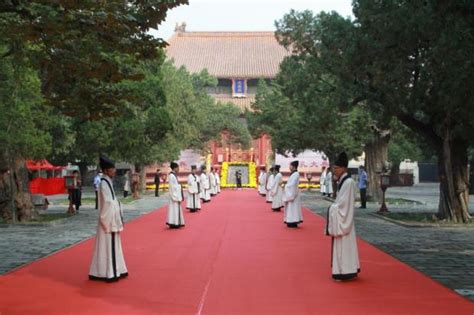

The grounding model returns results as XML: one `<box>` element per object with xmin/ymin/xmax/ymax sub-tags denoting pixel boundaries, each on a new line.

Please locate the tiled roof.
<box><xmin>212</xmin><ymin>95</ymin><xmax>255</xmax><ymax>112</ymax></box>
<box><xmin>166</xmin><ymin>32</ymin><xmax>290</xmax><ymax>79</ymax></box>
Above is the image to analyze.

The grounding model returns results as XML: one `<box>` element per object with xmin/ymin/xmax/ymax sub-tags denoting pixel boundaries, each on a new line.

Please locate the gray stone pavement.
<box><xmin>301</xmin><ymin>184</ymin><xmax>474</xmax><ymax>302</ymax></box>
<box><xmin>0</xmin><ymin>191</ymin><xmax>168</xmax><ymax>275</ymax></box>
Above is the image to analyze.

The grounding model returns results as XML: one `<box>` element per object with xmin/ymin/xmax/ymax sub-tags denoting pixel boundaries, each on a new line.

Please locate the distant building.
<box><xmin>166</xmin><ymin>25</ymin><xmax>291</xmax><ymax>167</ymax></box>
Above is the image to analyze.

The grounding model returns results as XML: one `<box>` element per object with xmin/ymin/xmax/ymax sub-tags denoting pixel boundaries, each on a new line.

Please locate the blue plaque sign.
<box><xmin>234</xmin><ymin>79</ymin><xmax>245</xmax><ymax>94</ymax></box>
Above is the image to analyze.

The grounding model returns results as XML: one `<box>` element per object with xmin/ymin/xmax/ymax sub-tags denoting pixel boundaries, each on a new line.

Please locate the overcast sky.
<box><xmin>150</xmin><ymin>0</ymin><xmax>354</xmax><ymax>41</ymax></box>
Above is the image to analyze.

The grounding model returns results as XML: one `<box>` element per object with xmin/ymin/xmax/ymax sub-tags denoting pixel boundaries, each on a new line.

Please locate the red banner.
<box><xmin>29</xmin><ymin>178</ymin><xmax>66</xmax><ymax>195</ymax></box>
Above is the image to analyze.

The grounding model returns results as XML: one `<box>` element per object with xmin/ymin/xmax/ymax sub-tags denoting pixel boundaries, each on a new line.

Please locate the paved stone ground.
<box><xmin>0</xmin><ymin>190</ymin><xmax>168</xmax><ymax>274</ymax></box>
<box><xmin>301</xmin><ymin>182</ymin><xmax>474</xmax><ymax>301</ymax></box>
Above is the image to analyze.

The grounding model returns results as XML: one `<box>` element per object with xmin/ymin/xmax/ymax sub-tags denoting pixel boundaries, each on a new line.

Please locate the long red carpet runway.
<box><xmin>0</xmin><ymin>190</ymin><xmax>472</xmax><ymax>314</ymax></box>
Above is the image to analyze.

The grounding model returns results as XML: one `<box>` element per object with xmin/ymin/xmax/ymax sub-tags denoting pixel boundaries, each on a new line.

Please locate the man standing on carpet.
<box><xmin>320</xmin><ymin>166</ymin><xmax>327</xmax><ymax>196</ymax></box>
<box><xmin>167</xmin><ymin>162</ymin><xmax>185</xmax><ymax>228</ymax></box>
<box><xmin>258</xmin><ymin>167</ymin><xmax>267</xmax><ymax>197</ymax></box>
<box><xmin>186</xmin><ymin>165</ymin><xmax>201</xmax><ymax>213</ymax></box>
<box><xmin>326</xmin><ymin>152</ymin><xmax>360</xmax><ymax>281</ymax></box>
<box><xmin>235</xmin><ymin>170</ymin><xmax>243</xmax><ymax>190</ymax></box>
<box><xmin>283</xmin><ymin>161</ymin><xmax>303</xmax><ymax>228</ymax></box>
<box><xmin>215</xmin><ymin>169</ymin><xmax>221</xmax><ymax>194</ymax></box>
<box><xmin>325</xmin><ymin>166</ymin><xmax>334</xmax><ymax>198</ymax></box>
<box><xmin>89</xmin><ymin>156</ymin><xmax>128</xmax><ymax>282</ymax></box>
<box><xmin>265</xmin><ymin>167</ymin><xmax>274</xmax><ymax>203</ymax></box>
<box><xmin>270</xmin><ymin>165</ymin><xmax>284</xmax><ymax>211</ymax></box>
<box><xmin>209</xmin><ymin>167</ymin><xmax>217</xmax><ymax>196</ymax></box>
<box><xmin>200</xmin><ymin>165</ymin><xmax>211</xmax><ymax>203</ymax></box>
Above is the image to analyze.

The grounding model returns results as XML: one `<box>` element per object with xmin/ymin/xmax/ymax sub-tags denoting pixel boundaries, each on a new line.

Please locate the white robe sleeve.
<box><xmin>271</xmin><ymin>174</ymin><xmax>281</xmax><ymax>196</ymax></box>
<box><xmin>204</xmin><ymin>175</ymin><xmax>210</xmax><ymax>189</ymax></box>
<box><xmin>328</xmin><ymin>179</ymin><xmax>356</xmax><ymax>237</ymax></box>
<box><xmin>99</xmin><ymin>181</ymin><xmax>121</xmax><ymax>233</ymax></box>
<box><xmin>187</xmin><ymin>175</ymin><xmax>197</xmax><ymax>194</ymax></box>
<box><xmin>283</xmin><ymin>173</ymin><xmax>299</xmax><ymax>202</ymax></box>
<box><xmin>169</xmin><ymin>175</ymin><xmax>183</xmax><ymax>202</ymax></box>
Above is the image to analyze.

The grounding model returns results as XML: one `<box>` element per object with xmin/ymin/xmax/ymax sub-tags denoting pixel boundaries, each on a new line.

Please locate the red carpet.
<box><xmin>0</xmin><ymin>190</ymin><xmax>472</xmax><ymax>315</ymax></box>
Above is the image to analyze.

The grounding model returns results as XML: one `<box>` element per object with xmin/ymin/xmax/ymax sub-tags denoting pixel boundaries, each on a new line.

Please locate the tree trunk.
<box><xmin>0</xmin><ymin>157</ymin><xmax>37</xmax><ymax>222</ymax></box>
<box><xmin>77</xmin><ymin>162</ymin><xmax>88</xmax><ymax>186</ymax></box>
<box><xmin>135</xmin><ymin>164</ymin><xmax>146</xmax><ymax>195</ymax></box>
<box><xmin>364</xmin><ymin>130</ymin><xmax>390</xmax><ymax>202</ymax></box>
<box><xmin>437</xmin><ymin>129</ymin><xmax>471</xmax><ymax>222</ymax></box>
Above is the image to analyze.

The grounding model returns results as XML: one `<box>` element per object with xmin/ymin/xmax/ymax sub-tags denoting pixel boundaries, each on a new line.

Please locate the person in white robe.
<box><xmin>283</xmin><ymin>160</ymin><xmax>303</xmax><ymax>228</ymax></box>
<box><xmin>167</xmin><ymin>162</ymin><xmax>185</xmax><ymax>228</ymax></box>
<box><xmin>209</xmin><ymin>168</ymin><xmax>217</xmax><ymax>196</ymax></box>
<box><xmin>186</xmin><ymin>165</ymin><xmax>201</xmax><ymax>212</ymax></box>
<box><xmin>271</xmin><ymin>165</ymin><xmax>284</xmax><ymax>211</ymax></box>
<box><xmin>89</xmin><ymin>156</ymin><xmax>128</xmax><ymax>282</ymax></box>
<box><xmin>266</xmin><ymin>167</ymin><xmax>274</xmax><ymax>203</ymax></box>
<box><xmin>326</xmin><ymin>152</ymin><xmax>360</xmax><ymax>281</ymax></box>
<box><xmin>325</xmin><ymin>168</ymin><xmax>334</xmax><ymax>198</ymax></box>
<box><xmin>216</xmin><ymin>171</ymin><xmax>221</xmax><ymax>193</ymax></box>
<box><xmin>320</xmin><ymin>166</ymin><xmax>327</xmax><ymax>196</ymax></box>
<box><xmin>258</xmin><ymin>167</ymin><xmax>267</xmax><ymax>196</ymax></box>
<box><xmin>199</xmin><ymin>166</ymin><xmax>211</xmax><ymax>203</ymax></box>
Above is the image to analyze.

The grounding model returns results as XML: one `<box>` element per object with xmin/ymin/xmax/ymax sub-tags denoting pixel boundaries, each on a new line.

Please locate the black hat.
<box><xmin>274</xmin><ymin>165</ymin><xmax>281</xmax><ymax>171</ymax></box>
<box><xmin>191</xmin><ymin>165</ymin><xmax>197</xmax><ymax>170</ymax></box>
<box><xmin>290</xmin><ymin>160</ymin><xmax>299</xmax><ymax>168</ymax></box>
<box><xmin>99</xmin><ymin>155</ymin><xmax>115</xmax><ymax>170</ymax></box>
<box><xmin>334</xmin><ymin>152</ymin><xmax>349</xmax><ymax>168</ymax></box>
<box><xmin>170</xmin><ymin>162</ymin><xmax>179</xmax><ymax>169</ymax></box>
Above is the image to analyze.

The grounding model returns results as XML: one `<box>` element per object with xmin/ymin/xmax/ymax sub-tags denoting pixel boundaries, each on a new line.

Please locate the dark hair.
<box><xmin>72</xmin><ymin>170</ymin><xmax>79</xmax><ymax>174</ymax></box>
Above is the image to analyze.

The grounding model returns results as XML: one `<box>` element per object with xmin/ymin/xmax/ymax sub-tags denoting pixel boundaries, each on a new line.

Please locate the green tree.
<box><xmin>273</xmin><ymin>3</ymin><xmax>473</xmax><ymax>220</ymax></box>
<box><xmin>0</xmin><ymin>1</ymin><xmax>186</xmax><ymax>221</ymax></box>
<box><xmin>0</xmin><ymin>55</ymin><xmax>51</xmax><ymax>221</ymax></box>
<box><xmin>350</xmin><ymin>0</ymin><xmax>474</xmax><ymax>221</ymax></box>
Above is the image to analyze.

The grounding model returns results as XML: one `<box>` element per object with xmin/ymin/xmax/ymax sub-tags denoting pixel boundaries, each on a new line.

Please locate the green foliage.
<box><xmin>0</xmin><ymin>0</ymin><xmax>188</xmax><ymax>119</ymax></box>
<box><xmin>248</xmin><ymin>54</ymin><xmax>370</xmax><ymax>160</ymax></box>
<box><xmin>350</xmin><ymin>0</ymin><xmax>474</xmax><ymax>147</ymax></box>
<box><xmin>388</xmin><ymin>121</ymin><xmax>423</xmax><ymax>166</ymax></box>
<box><xmin>0</xmin><ymin>55</ymin><xmax>51</xmax><ymax>166</ymax></box>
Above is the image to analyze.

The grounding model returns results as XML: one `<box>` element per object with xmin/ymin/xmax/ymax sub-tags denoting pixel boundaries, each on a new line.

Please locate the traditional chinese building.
<box><xmin>166</xmin><ymin>25</ymin><xmax>291</xmax><ymax>168</ymax></box>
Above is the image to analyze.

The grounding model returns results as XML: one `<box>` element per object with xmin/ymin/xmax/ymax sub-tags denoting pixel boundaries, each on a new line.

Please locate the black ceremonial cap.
<box><xmin>334</xmin><ymin>152</ymin><xmax>349</xmax><ymax>168</ymax></box>
<box><xmin>99</xmin><ymin>155</ymin><xmax>115</xmax><ymax>170</ymax></box>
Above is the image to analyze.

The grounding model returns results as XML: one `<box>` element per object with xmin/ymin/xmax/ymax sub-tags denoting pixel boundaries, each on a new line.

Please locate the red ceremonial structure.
<box><xmin>0</xmin><ymin>190</ymin><xmax>472</xmax><ymax>314</ymax></box>
<box><xmin>27</xmin><ymin>160</ymin><xmax>66</xmax><ymax>195</ymax></box>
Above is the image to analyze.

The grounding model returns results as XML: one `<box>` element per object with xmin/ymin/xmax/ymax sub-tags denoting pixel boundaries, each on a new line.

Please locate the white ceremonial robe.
<box><xmin>200</xmin><ymin>173</ymin><xmax>211</xmax><ymax>202</ymax></box>
<box><xmin>325</xmin><ymin>171</ymin><xmax>334</xmax><ymax>195</ymax></box>
<box><xmin>266</xmin><ymin>174</ymin><xmax>274</xmax><ymax>202</ymax></box>
<box><xmin>283</xmin><ymin>171</ymin><xmax>303</xmax><ymax>225</ymax></box>
<box><xmin>89</xmin><ymin>175</ymin><xmax>128</xmax><ymax>282</ymax></box>
<box><xmin>209</xmin><ymin>172</ymin><xmax>217</xmax><ymax>196</ymax></box>
<box><xmin>320</xmin><ymin>170</ymin><xmax>327</xmax><ymax>194</ymax></box>
<box><xmin>258</xmin><ymin>172</ymin><xmax>267</xmax><ymax>196</ymax></box>
<box><xmin>167</xmin><ymin>173</ymin><xmax>185</xmax><ymax>227</ymax></box>
<box><xmin>186</xmin><ymin>174</ymin><xmax>201</xmax><ymax>212</ymax></box>
<box><xmin>271</xmin><ymin>173</ymin><xmax>284</xmax><ymax>210</ymax></box>
<box><xmin>327</xmin><ymin>173</ymin><xmax>360</xmax><ymax>280</ymax></box>
<box><xmin>216</xmin><ymin>174</ymin><xmax>221</xmax><ymax>193</ymax></box>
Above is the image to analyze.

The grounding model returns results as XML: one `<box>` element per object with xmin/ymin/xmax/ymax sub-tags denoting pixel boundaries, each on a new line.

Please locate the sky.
<box><xmin>150</xmin><ymin>0</ymin><xmax>354</xmax><ymax>41</ymax></box>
